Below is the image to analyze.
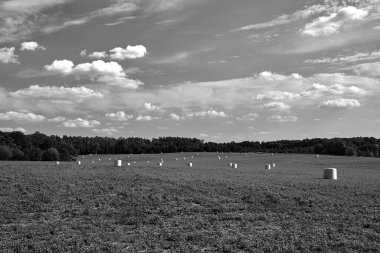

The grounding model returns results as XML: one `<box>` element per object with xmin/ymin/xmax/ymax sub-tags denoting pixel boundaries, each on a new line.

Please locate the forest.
<box><xmin>0</xmin><ymin>131</ymin><xmax>379</xmax><ymax>161</ymax></box>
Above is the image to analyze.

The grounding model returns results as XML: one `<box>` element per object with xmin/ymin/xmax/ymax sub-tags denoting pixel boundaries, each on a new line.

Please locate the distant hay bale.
<box><xmin>229</xmin><ymin>162</ymin><xmax>233</xmax><ymax>167</ymax></box>
<box><xmin>315</xmin><ymin>155</ymin><xmax>319</xmax><ymax>158</ymax></box>
<box><xmin>127</xmin><ymin>163</ymin><xmax>131</xmax><ymax>166</ymax></box>
<box><xmin>175</xmin><ymin>158</ymin><xmax>178</xmax><ymax>161</ymax></box>
<box><xmin>183</xmin><ymin>157</ymin><xmax>186</xmax><ymax>160</ymax></box>
<box><xmin>147</xmin><ymin>161</ymin><xmax>150</xmax><ymax>164</ymax></box>
<box><xmin>233</xmin><ymin>163</ymin><xmax>238</xmax><ymax>169</ymax></box>
<box><xmin>76</xmin><ymin>161</ymin><xmax>81</xmax><ymax>165</ymax></box>
<box><xmin>56</xmin><ymin>161</ymin><xmax>60</xmax><ymax>165</ymax></box>
<box><xmin>188</xmin><ymin>162</ymin><xmax>193</xmax><ymax>167</ymax></box>
<box><xmin>271</xmin><ymin>163</ymin><xmax>276</xmax><ymax>168</ymax></box>
<box><xmin>323</xmin><ymin>168</ymin><xmax>337</xmax><ymax>180</ymax></box>
<box><xmin>157</xmin><ymin>162</ymin><xmax>163</xmax><ymax>167</ymax></box>
<box><xmin>114</xmin><ymin>160</ymin><xmax>122</xmax><ymax>167</ymax></box>
<box><xmin>217</xmin><ymin>156</ymin><xmax>221</xmax><ymax>160</ymax></box>
<box><xmin>265</xmin><ymin>164</ymin><xmax>271</xmax><ymax>170</ymax></box>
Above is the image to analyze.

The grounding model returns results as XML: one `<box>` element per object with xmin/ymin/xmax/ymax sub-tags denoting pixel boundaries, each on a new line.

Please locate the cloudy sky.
<box><xmin>1</xmin><ymin>0</ymin><xmax>380</xmax><ymax>142</ymax></box>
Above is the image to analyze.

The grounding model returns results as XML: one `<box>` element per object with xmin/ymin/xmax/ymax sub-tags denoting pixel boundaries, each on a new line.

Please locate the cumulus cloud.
<box><xmin>136</xmin><ymin>115</ymin><xmax>161</xmax><ymax>121</ymax></box>
<box><xmin>236</xmin><ymin>113</ymin><xmax>260</xmax><ymax>121</ymax></box>
<box><xmin>169</xmin><ymin>113</ymin><xmax>182</xmax><ymax>121</ymax></box>
<box><xmin>109</xmin><ymin>45</ymin><xmax>147</xmax><ymax>60</ymax></box>
<box><xmin>268</xmin><ymin>115</ymin><xmax>298</xmax><ymax>122</ymax></box>
<box><xmin>20</xmin><ymin>41</ymin><xmax>46</xmax><ymax>51</ymax></box>
<box><xmin>144</xmin><ymin>102</ymin><xmax>160</xmax><ymax>111</ymax></box>
<box><xmin>256</xmin><ymin>91</ymin><xmax>300</xmax><ymax>101</ymax></box>
<box><xmin>62</xmin><ymin>118</ymin><xmax>101</xmax><ymax>128</ymax></box>
<box><xmin>349</xmin><ymin>61</ymin><xmax>380</xmax><ymax>77</ymax></box>
<box><xmin>0</xmin><ymin>47</ymin><xmax>19</xmax><ymax>63</ymax></box>
<box><xmin>263</xmin><ymin>102</ymin><xmax>291</xmax><ymax>111</ymax></box>
<box><xmin>302</xmin><ymin>83</ymin><xmax>368</xmax><ymax>97</ymax></box>
<box><xmin>105</xmin><ymin>111</ymin><xmax>133</xmax><ymax>121</ymax></box>
<box><xmin>302</xmin><ymin>6</ymin><xmax>368</xmax><ymax>37</ymax></box>
<box><xmin>88</xmin><ymin>51</ymin><xmax>108</xmax><ymax>59</ymax></box>
<box><xmin>256</xmin><ymin>71</ymin><xmax>302</xmax><ymax>81</ymax></box>
<box><xmin>187</xmin><ymin>110</ymin><xmax>228</xmax><ymax>118</ymax></box>
<box><xmin>44</xmin><ymin>59</ymin><xmax>142</xmax><ymax>88</ymax></box>
<box><xmin>0</xmin><ymin>127</ymin><xmax>27</xmax><ymax>133</ymax></box>
<box><xmin>320</xmin><ymin>98</ymin><xmax>361</xmax><ymax>108</ymax></box>
<box><xmin>10</xmin><ymin>85</ymin><xmax>104</xmax><ymax>99</ymax></box>
<box><xmin>0</xmin><ymin>111</ymin><xmax>45</xmax><ymax>122</ymax></box>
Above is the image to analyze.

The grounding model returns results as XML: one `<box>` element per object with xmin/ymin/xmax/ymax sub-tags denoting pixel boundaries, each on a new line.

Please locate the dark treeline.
<box><xmin>0</xmin><ymin>131</ymin><xmax>379</xmax><ymax>161</ymax></box>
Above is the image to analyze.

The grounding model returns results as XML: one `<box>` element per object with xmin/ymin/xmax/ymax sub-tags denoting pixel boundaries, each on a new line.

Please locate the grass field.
<box><xmin>1</xmin><ymin>153</ymin><xmax>379</xmax><ymax>252</ymax></box>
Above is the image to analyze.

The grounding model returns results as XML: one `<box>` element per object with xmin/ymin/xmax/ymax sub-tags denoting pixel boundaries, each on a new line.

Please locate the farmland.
<box><xmin>1</xmin><ymin>153</ymin><xmax>379</xmax><ymax>252</ymax></box>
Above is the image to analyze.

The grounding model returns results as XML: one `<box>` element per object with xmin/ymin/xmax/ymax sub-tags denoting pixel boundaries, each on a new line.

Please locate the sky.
<box><xmin>0</xmin><ymin>0</ymin><xmax>380</xmax><ymax>142</ymax></box>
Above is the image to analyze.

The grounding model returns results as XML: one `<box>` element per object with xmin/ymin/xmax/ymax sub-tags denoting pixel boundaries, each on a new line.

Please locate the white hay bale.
<box><xmin>126</xmin><ymin>163</ymin><xmax>131</xmax><ymax>166</ymax></box>
<box><xmin>157</xmin><ymin>162</ymin><xmax>163</xmax><ymax>167</ymax></box>
<box><xmin>109</xmin><ymin>158</ymin><xmax>111</xmax><ymax>161</ymax></box>
<box><xmin>56</xmin><ymin>161</ymin><xmax>60</xmax><ymax>165</ymax></box>
<box><xmin>133</xmin><ymin>161</ymin><xmax>136</xmax><ymax>164</ymax></box>
<box><xmin>217</xmin><ymin>156</ymin><xmax>221</xmax><ymax>160</ymax></box>
<box><xmin>82</xmin><ymin>156</ymin><xmax>84</xmax><ymax>159</ymax></box>
<box><xmin>271</xmin><ymin>163</ymin><xmax>276</xmax><ymax>168</ymax></box>
<box><xmin>175</xmin><ymin>158</ymin><xmax>178</xmax><ymax>161</ymax></box>
<box><xmin>232</xmin><ymin>163</ymin><xmax>238</xmax><ymax>169</ymax></box>
<box><xmin>271</xmin><ymin>153</ymin><xmax>274</xmax><ymax>156</ymax></box>
<box><xmin>229</xmin><ymin>162</ymin><xmax>233</xmax><ymax>167</ymax></box>
<box><xmin>265</xmin><ymin>164</ymin><xmax>271</xmax><ymax>170</ymax></box>
<box><xmin>191</xmin><ymin>155</ymin><xmax>194</xmax><ymax>158</ymax></box>
<box><xmin>77</xmin><ymin>161</ymin><xmax>81</xmax><ymax>165</ymax></box>
<box><xmin>315</xmin><ymin>155</ymin><xmax>319</xmax><ymax>158</ymax></box>
<box><xmin>147</xmin><ymin>161</ymin><xmax>150</xmax><ymax>164</ymax></box>
<box><xmin>114</xmin><ymin>160</ymin><xmax>122</xmax><ymax>167</ymax></box>
<box><xmin>183</xmin><ymin>157</ymin><xmax>186</xmax><ymax>160</ymax></box>
<box><xmin>323</xmin><ymin>168</ymin><xmax>337</xmax><ymax>180</ymax></box>
<box><xmin>188</xmin><ymin>162</ymin><xmax>193</xmax><ymax>167</ymax></box>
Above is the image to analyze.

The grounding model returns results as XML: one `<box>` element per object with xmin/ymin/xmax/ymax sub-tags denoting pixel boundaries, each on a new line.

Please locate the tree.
<box><xmin>42</xmin><ymin>148</ymin><xmax>60</xmax><ymax>161</ymax></box>
<box><xmin>0</xmin><ymin>145</ymin><xmax>12</xmax><ymax>160</ymax></box>
<box><xmin>11</xmin><ymin>148</ymin><xmax>25</xmax><ymax>160</ymax></box>
<box><xmin>29</xmin><ymin>147</ymin><xmax>43</xmax><ymax>161</ymax></box>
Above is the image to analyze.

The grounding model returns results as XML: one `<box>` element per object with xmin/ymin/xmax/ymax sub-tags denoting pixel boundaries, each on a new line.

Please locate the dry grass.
<box><xmin>1</xmin><ymin>153</ymin><xmax>379</xmax><ymax>252</ymax></box>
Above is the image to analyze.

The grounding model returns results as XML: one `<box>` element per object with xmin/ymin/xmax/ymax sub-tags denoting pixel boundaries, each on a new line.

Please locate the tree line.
<box><xmin>0</xmin><ymin>131</ymin><xmax>379</xmax><ymax>161</ymax></box>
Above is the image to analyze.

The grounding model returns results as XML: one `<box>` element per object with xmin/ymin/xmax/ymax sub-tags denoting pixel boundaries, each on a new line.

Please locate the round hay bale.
<box><xmin>229</xmin><ymin>162</ymin><xmax>233</xmax><ymax>167</ymax></box>
<box><xmin>188</xmin><ymin>162</ymin><xmax>193</xmax><ymax>167</ymax></box>
<box><xmin>271</xmin><ymin>163</ymin><xmax>276</xmax><ymax>168</ymax></box>
<box><xmin>265</xmin><ymin>164</ymin><xmax>271</xmax><ymax>170</ymax></box>
<box><xmin>76</xmin><ymin>161</ymin><xmax>81</xmax><ymax>165</ymax></box>
<box><xmin>323</xmin><ymin>168</ymin><xmax>337</xmax><ymax>180</ymax></box>
<box><xmin>233</xmin><ymin>163</ymin><xmax>238</xmax><ymax>169</ymax></box>
<box><xmin>157</xmin><ymin>162</ymin><xmax>163</xmax><ymax>167</ymax></box>
<box><xmin>56</xmin><ymin>161</ymin><xmax>60</xmax><ymax>165</ymax></box>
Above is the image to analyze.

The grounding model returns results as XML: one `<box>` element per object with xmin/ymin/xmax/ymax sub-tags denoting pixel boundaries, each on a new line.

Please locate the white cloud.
<box><xmin>62</xmin><ymin>118</ymin><xmax>101</xmax><ymax>128</ymax></box>
<box><xmin>256</xmin><ymin>71</ymin><xmax>302</xmax><ymax>81</ymax></box>
<box><xmin>109</xmin><ymin>45</ymin><xmax>147</xmax><ymax>60</ymax></box>
<box><xmin>88</xmin><ymin>51</ymin><xmax>108</xmax><ymax>59</ymax></box>
<box><xmin>20</xmin><ymin>41</ymin><xmax>45</xmax><ymax>51</ymax></box>
<box><xmin>0</xmin><ymin>127</ymin><xmax>27</xmax><ymax>133</ymax></box>
<box><xmin>233</xmin><ymin>4</ymin><xmax>327</xmax><ymax>32</ymax></box>
<box><xmin>0</xmin><ymin>47</ymin><xmax>19</xmax><ymax>63</ymax></box>
<box><xmin>349</xmin><ymin>61</ymin><xmax>380</xmax><ymax>77</ymax></box>
<box><xmin>44</xmin><ymin>60</ymin><xmax>143</xmax><ymax>89</ymax></box>
<box><xmin>47</xmin><ymin>116</ymin><xmax>66</xmax><ymax>122</ymax></box>
<box><xmin>80</xmin><ymin>49</ymin><xmax>87</xmax><ymax>57</ymax></box>
<box><xmin>169</xmin><ymin>113</ymin><xmax>182</xmax><ymax>121</ymax></box>
<box><xmin>268</xmin><ymin>115</ymin><xmax>298</xmax><ymax>122</ymax></box>
<box><xmin>136</xmin><ymin>115</ymin><xmax>161</xmax><ymax>121</ymax></box>
<box><xmin>92</xmin><ymin>127</ymin><xmax>118</xmax><ymax>135</ymax></box>
<box><xmin>236</xmin><ymin>113</ymin><xmax>260</xmax><ymax>121</ymax></box>
<box><xmin>10</xmin><ymin>85</ymin><xmax>104</xmax><ymax>99</ymax></box>
<box><xmin>263</xmin><ymin>102</ymin><xmax>291</xmax><ymax>111</ymax></box>
<box><xmin>320</xmin><ymin>98</ymin><xmax>361</xmax><ymax>108</ymax></box>
<box><xmin>301</xmin><ymin>83</ymin><xmax>368</xmax><ymax>97</ymax></box>
<box><xmin>305</xmin><ymin>50</ymin><xmax>380</xmax><ymax>64</ymax></box>
<box><xmin>105</xmin><ymin>111</ymin><xmax>133</xmax><ymax>121</ymax></box>
<box><xmin>256</xmin><ymin>91</ymin><xmax>300</xmax><ymax>101</ymax></box>
<box><xmin>0</xmin><ymin>111</ymin><xmax>45</xmax><ymax>122</ymax></box>
<box><xmin>302</xmin><ymin>6</ymin><xmax>368</xmax><ymax>37</ymax></box>
<box><xmin>187</xmin><ymin>110</ymin><xmax>228</xmax><ymax>118</ymax></box>
<box><xmin>144</xmin><ymin>102</ymin><xmax>160</xmax><ymax>111</ymax></box>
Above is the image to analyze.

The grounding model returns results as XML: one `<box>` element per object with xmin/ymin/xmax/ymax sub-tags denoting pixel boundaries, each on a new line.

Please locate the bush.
<box><xmin>42</xmin><ymin>148</ymin><xmax>60</xmax><ymax>161</ymax></box>
<box><xmin>0</xmin><ymin>145</ymin><xmax>12</xmax><ymax>160</ymax></box>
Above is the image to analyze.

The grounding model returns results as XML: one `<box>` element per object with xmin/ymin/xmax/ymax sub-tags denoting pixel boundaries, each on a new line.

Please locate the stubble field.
<box><xmin>0</xmin><ymin>153</ymin><xmax>379</xmax><ymax>252</ymax></box>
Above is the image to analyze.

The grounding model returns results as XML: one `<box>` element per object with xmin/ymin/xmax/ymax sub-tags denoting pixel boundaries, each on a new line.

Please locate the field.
<box><xmin>0</xmin><ymin>153</ymin><xmax>379</xmax><ymax>252</ymax></box>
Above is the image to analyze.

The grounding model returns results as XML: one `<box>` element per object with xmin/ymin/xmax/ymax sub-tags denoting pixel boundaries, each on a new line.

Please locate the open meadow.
<box><xmin>1</xmin><ymin>152</ymin><xmax>379</xmax><ymax>252</ymax></box>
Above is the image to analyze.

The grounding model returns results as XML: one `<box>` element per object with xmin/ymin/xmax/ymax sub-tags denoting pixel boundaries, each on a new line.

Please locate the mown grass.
<box><xmin>0</xmin><ymin>153</ymin><xmax>379</xmax><ymax>252</ymax></box>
